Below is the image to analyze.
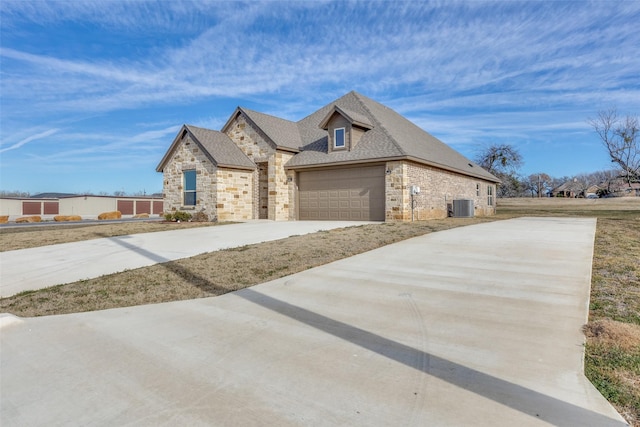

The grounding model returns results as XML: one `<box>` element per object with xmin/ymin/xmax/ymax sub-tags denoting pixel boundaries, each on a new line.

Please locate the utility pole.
<box><xmin>538</xmin><ymin>174</ymin><xmax>541</xmax><ymax>198</ymax></box>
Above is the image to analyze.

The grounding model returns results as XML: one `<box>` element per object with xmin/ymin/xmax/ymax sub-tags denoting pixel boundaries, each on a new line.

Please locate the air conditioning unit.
<box><xmin>452</xmin><ymin>199</ymin><xmax>474</xmax><ymax>218</ymax></box>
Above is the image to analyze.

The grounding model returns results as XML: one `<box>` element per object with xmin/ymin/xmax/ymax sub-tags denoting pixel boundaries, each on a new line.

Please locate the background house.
<box><xmin>157</xmin><ymin>91</ymin><xmax>500</xmax><ymax>222</ymax></box>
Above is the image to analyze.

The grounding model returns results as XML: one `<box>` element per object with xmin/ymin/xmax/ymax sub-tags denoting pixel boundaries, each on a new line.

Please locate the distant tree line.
<box><xmin>475</xmin><ymin>107</ymin><xmax>639</xmax><ymax>198</ymax></box>
<box><xmin>0</xmin><ymin>190</ymin><xmax>161</xmax><ymax>198</ymax></box>
<box><xmin>475</xmin><ymin>144</ymin><xmax>633</xmax><ymax>198</ymax></box>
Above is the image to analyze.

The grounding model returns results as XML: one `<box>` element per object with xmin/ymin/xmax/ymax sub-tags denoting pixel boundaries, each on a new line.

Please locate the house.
<box><xmin>156</xmin><ymin>91</ymin><xmax>500</xmax><ymax>222</ymax></box>
<box><xmin>551</xmin><ymin>180</ymin><xmax>586</xmax><ymax>198</ymax></box>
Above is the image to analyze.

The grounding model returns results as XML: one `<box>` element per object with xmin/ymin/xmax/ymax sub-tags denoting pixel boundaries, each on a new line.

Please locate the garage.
<box><xmin>298</xmin><ymin>165</ymin><xmax>385</xmax><ymax>221</ymax></box>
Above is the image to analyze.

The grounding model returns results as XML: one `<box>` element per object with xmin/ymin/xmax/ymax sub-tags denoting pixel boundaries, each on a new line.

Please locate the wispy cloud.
<box><xmin>0</xmin><ymin>128</ymin><xmax>60</xmax><ymax>153</ymax></box>
<box><xmin>1</xmin><ymin>0</ymin><xmax>639</xmax><ymax>191</ymax></box>
<box><xmin>2</xmin><ymin>1</ymin><xmax>638</xmax><ymax>118</ymax></box>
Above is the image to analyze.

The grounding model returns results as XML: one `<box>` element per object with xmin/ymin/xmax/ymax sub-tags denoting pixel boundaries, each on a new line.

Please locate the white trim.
<box><xmin>334</xmin><ymin>127</ymin><xmax>346</xmax><ymax>149</ymax></box>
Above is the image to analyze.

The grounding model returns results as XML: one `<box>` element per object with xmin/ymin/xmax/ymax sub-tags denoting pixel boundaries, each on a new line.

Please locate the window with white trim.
<box><xmin>334</xmin><ymin>128</ymin><xmax>345</xmax><ymax>148</ymax></box>
<box><xmin>183</xmin><ymin>170</ymin><xmax>196</xmax><ymax>206</ymax></box>
<box><xmin>487</xmin><ymin>185</ymin><xmax>494</xmax><ymax>206</ymax></box>
<box><xmin>476</xmin><ymin>183</ymin><xmax>480</xmax><ymax>197</ymax></box>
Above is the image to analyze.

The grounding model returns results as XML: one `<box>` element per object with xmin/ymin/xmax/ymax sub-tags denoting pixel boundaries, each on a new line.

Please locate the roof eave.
<box><xmin>220</xmin><ymin>107</ymin><xmax>243</xmax><ymax>134</ymax></box>
<box><xmin>156</xmin><ymin>125</ymin><xmax>189</xmax><ymax>172</ymax></box>
<box><xmin>216</xmin><ymin>163</ymin><xmax>256</xmax><ymax>171</ymax></box>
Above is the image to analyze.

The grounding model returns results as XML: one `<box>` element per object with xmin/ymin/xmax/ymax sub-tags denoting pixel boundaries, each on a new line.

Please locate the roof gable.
<box><xmin>318</xmin><ymin>105</ymin><xmax>374</xmax><ymax>130</ymax></box>
<box><xmin>156</xmin><ymin>125</ymin><xmax>255</xmax><ymax>172</ymax></box>
<box><xmin>222</xmin><ymin>107</ymin><xmax>301</xmax><ymax>152</ymax></box>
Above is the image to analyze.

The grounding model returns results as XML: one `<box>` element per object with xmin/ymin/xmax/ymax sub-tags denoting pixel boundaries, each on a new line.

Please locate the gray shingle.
<box><xmin>186</xmin><ymin>125</ymin><xmax>255</xmax><ymax>170</ymax></box>
<box><xmin>240</xmin><ymin>108</ymin><xmax>301</xmax><ymax>151</ymax></box>
<box><xmin>286</xmin><ymin>91</ymin><xmax>499</xmax><ymax>182</ymax></box>
<box><xmin>161</xmin><ymin>92</ymin><xmax>498</xmax><ymax>183</ymax></box>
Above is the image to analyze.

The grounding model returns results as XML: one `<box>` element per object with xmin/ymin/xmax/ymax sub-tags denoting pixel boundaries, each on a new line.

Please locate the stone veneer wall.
<box><xmin>286</xmin><ymin>169</ymin><xmax>297</xmax><ymax>220</ymax></box>
<box><xmin>216</xmin><ymin>169</ymin><xmax>254</xmax><ymax>221</ymax></box>
<box><xmin>226</xmin><ymin>114</ymin><xmax>272</xmax><ymax>161</ymax></box>
<box><xmin>226</xmin><ymin>113</ymin><xmax>295</xmax><ymax>220</ymax></box>
<box><xmin>162</xmin><ymin>134</ymin><xmax>217</xmax><ymax>220</ymax></box>
<box><xmin>385</xmin><ymin>160</ymin><xmax>496</xmax><ymax>221</ymax></box>
<box><xmin>269</xmin><ymin>152</ymin><xmax>295</xmax><ymax>220</ymax></box>
<box><xmin>385</xmin><ymin>161</ymin><xmax>407</xmax><ymax>221</ymax></box>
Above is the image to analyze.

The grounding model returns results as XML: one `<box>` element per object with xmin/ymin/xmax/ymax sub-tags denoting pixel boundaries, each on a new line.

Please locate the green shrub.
<box><xmin>165</xmin><ymin>211</ymin><xmax>192</xmax><ymax>222</ymax></box>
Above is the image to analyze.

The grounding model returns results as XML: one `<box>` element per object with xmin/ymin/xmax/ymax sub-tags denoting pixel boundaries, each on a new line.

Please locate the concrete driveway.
<box><xmin>0</xmin><ymin>217</ymin><xmax>628</xmax><ymax>426</ymax></box>
<box><xmin>0</xmin><ymin>220</ymin><xmax>372</xmax><ymax>297</ymax></box>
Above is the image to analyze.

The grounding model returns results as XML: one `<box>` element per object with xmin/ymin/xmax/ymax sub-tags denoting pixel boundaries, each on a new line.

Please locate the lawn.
<box><xmin>0</xmin><ymin>220</ymin><xmax>218</xmax><ymax>252</ymax></box>
<box><xmin>1</xmin><ymin>198</ymin><xmax>638</xmax><ymax>425</ymax></box>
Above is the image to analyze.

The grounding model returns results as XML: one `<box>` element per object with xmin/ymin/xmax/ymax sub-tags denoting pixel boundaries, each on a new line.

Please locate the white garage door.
<box><xmin>298</xmin><ymin>165</ymin><xmax>385</xmax><ymax>221</ymax></box>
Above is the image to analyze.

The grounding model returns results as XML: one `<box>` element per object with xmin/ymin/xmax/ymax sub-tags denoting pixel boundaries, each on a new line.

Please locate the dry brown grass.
<box><xmin>584</xmin><ymin>320</ymin><xmax>640</xmax><ymax>353</ymax></box>
<box><xmin>0</xmin><ymin>218</ymin><xmax>495</xmax><ymax>316</ymax></box>
<box><xmin>0</xmin><ymin>221</ymin><xmax>220</xmax><ymax>252</ymax></box>
<box><xmin>498</xmin><ymin>196</ymin><xmax>640</xmax><ymax>210</ymax></box>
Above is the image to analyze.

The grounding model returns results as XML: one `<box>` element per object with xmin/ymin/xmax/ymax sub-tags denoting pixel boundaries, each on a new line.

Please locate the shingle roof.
<box><xmin>318</xmin><ymin>105</ymin><xmax>373</xmax><ymax>130</ymax></box>
<box><xmin>186</xmin><ymin>125</ymin><xmax>256</xmax><ymax>169</ymax></box>
<box><xmin>159</xmin><ymin>92</ymin><xmax>499</xmax><ymax>182</ymax></box>
<box><xmin>156</xmin><ymin>125</ymin><xmax>255</xmax><ymax>172</ymax></box>
<box><xmin>287</xmin><ymin>91</ymin><xmax>499</xmax><ymax>182</ymax></box>
<box><xmin>222</xmin><ymin>107</ymin><xmax>301</xmax><ymax>152</ymax></box>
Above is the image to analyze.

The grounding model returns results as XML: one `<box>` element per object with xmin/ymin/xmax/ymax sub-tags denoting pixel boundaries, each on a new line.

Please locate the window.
<box><xmin>487</xmin><ymin>185</ymin><xmax>494</xmax><ymax>206</ymax></box>
<box><xmin>334</xmin><ymin>128</ymin><xmax>345</xmax><ymax>148</ymax></box>
<box><xmin>476</xmin><ymin>184</ymin><xmax>480</xmax><ymax>197</ymax></box>
<box><xmin>183</xmin><ymin>170</ymin><xmax>196</xmax><ymax>206</ymax></box>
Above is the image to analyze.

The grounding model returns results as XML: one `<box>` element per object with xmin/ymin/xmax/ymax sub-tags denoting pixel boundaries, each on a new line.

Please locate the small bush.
<box><xmin>98</xmin><ymin>211</ymin><xmax>121</xmax><ymax>220</ymax></box>
<box><xmin>191</xmin><ymin>211</ymin><xmax>209</xmax><ymax>222</ymax></box>
<box><xmin>165</xmin><ymin>211</ymin><xmax>192</xmax><ymax>222</ymax></box>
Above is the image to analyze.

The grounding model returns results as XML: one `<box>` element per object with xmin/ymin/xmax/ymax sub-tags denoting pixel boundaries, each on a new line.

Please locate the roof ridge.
<box><xmin>352</xmin><ymin>92</ymin><xmax>407</xmax><ymax>156</ymax></box>
<box><xmin>185</xmin><ymin>123</ymin><xmax>216</xmax><ymax>132</ymax></box>
<box><xmin>240</xmin><ymin>107</ymin><xmax>296</xmax><ymax>124</ymax></box>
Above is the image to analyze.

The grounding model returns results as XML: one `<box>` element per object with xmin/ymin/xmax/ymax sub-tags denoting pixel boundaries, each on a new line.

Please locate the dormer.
<box><xmin>319</xmin><ymin>105</ymin><xmax>373</xmax><ymax>153</ymax></box>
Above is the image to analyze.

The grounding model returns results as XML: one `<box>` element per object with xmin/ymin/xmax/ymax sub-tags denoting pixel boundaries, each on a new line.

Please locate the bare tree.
<box><xmin>475</xmin><ymin>144</ymin><xmax>524</xmax><ymax>197</ymax></box>
<box><xmin>0</xmin><ymin>190</ymin><xmax>30</xmax><ymax>198</ymax></box>
<box><xmin>589</xmin><ymin>109</ymin><xmax>639</xmax><ymax>185</ymax></box>
<box><xmin>475</xmin><ymin>143</ymin><xmax>523</xmax><ymax>176</ymax></box>
<box><xmin>523</xmin><ymin>173</ymin><xmax>552</xmax><ymax>197</ymax></box>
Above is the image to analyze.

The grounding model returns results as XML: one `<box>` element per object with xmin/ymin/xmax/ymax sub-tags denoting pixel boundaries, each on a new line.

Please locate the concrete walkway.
<box><xmin>0</xmin><ymin>217</ymin><xmax>628</xmax><ymax>426</ymax></box>
<box><xmin>0</xmin><ymin>220</ymin><xmax>372</xmax><ymax>297</ymax></box>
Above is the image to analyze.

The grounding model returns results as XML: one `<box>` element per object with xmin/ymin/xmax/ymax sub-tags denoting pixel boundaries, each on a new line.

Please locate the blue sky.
<box><xmin>1</xmin><ymin>1</ymin><xmax>639</xmax><ymax>195</ymax></box>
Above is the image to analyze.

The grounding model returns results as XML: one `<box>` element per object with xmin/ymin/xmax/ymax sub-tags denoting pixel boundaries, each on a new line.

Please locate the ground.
<box><xmin>0</xmin><ymin>197</ymin><xmax>638</xmax><ymax>425</ymax></box>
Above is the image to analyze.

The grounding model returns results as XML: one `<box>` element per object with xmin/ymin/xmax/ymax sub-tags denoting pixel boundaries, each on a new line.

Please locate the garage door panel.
<box><xmin>298</xmin><ymin>166</ymin><xmax>385</xmax><ymax>221</ymax></box>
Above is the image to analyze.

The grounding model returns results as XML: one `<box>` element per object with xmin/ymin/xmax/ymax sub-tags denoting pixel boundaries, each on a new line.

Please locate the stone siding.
<box><xmin>226</xmin><ymin>113</ymin><xmax>273</xmax><ymax>162</ymax></box>
<box><xmin>216</xmin><ymin>169</ymin><xmax>254</xmax><ymax>221</ymax></box>
<box><xmin>162</xmin><ymin>134</ymin><xmax>217</xmax><ymax>220</ymax></box>
<box><xmin>287</xmin><ymin>169</ymin><xmax>297</xmax><ymax>220</ymax></box>
<box><xmin>270</xmin><ymin>152</ymin><xmax>295</xmax><ymax>220</ymax></box>
<box><xmin>385</xmin><ymin>160</ymin><xmax>496</xmax><ymax>221</ymax></box>
<box><xmin>226</xmin><ymin>113</ymin><xmax>296</xmax><ymax>220</ymax></box>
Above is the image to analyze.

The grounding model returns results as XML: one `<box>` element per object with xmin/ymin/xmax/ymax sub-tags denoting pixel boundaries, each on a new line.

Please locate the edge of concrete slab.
<box><xmin>0</xmin><ymin>313</ymin><xmax>23</xmax><ymax>329</ymax></box>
